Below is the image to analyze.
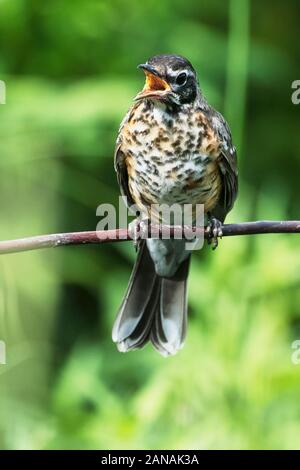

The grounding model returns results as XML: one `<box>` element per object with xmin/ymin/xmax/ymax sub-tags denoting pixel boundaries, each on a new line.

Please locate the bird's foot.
<box><xmin>128</xmin><ymin>218</ymin><xmax>149</xmax><ymax>249</ymax></box>
<box><xmin>206</xmin><ymin>216</ymin><xmax>223</xmax><ymax>250</ymax></box>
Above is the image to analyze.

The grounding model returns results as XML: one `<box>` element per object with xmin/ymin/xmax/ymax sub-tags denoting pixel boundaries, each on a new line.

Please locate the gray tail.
<box><xmin>112</xmin><ymin>241</ymin><xmax>190</xmax><ymax>356</ymax></box>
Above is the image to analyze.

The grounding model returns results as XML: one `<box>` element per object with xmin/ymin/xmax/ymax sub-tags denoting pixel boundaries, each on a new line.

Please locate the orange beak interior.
<box><xmin>143</xmin><ymin>71</ymin><xmax>170</xmax><ymax>92</ymax></box>
<box><xmin>135</xmin><ymin>71</ymin><xmax>171</xmax><ymax>100</ymax></box>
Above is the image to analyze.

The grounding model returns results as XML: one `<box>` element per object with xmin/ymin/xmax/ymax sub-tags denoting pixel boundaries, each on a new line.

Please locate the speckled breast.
<box><xmin>121</xmin><ymin>100</ymin><xmax>222</xmax><ymax>215</ymax></box>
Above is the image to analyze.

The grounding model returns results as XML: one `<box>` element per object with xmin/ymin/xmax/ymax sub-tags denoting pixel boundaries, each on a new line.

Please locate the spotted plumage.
<box><xmin>113</xmin><ymin>54</ymin><xmax>238</xmax><ymax>356</ymax></box>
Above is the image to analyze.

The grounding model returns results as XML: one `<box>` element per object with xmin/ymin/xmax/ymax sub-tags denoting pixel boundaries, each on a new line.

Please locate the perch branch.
<box><xmin>0</xmin><ymin>220</ymin><xmax>299</xmax><ymax>255</ymax></box>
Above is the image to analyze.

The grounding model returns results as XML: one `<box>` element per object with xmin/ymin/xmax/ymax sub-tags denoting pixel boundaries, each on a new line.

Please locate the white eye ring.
<box><xmin>175</xmin><ymin>72</ymin><xmax>187</xmax><ymax>86</ymax></box>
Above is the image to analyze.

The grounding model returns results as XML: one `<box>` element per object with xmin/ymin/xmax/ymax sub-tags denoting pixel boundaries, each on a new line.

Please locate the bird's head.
<box><xmin>134</xmin><ymin>54</ymin><xmax>199</xmax><ymax>106</ymax></box>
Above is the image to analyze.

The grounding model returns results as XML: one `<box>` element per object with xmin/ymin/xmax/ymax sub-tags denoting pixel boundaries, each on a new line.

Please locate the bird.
<box><xmin>112</xmin><ymin>54</ymin><xmax>238</xmax><ymax>356</ymax></box>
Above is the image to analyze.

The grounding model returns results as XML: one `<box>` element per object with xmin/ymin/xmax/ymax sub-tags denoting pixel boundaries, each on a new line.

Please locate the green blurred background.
<box><xmin>0</xmin><ymin>0</ymin><xmax>300</xmax><ymax>450</ymax></box>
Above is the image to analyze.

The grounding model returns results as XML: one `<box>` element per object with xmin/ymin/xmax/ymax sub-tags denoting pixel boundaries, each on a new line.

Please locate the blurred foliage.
<box><xmin>0</xmin><ymin>0</ymin><xmax>300</xmax><ymax>450</ymax></box>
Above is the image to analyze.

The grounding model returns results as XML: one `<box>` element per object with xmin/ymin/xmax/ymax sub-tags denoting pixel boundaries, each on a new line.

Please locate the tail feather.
<box><xmin>119</xmin><ymin>277</ymin><xmax>161</xmax><ymax>351</ymax></box>
<box><xmin>112</xmin><ymin>242</ymin><xmax>190</xmax><ymax>356</ymax></box>
<box><xmin>112</xmin><ymin>241</ymin><xmax>158</xmax><ymax>351</ymax></box>
<box><xmin>150</xmin><ymin>257</ymin><xmax>190</xmax><ymax>356</ymax></box>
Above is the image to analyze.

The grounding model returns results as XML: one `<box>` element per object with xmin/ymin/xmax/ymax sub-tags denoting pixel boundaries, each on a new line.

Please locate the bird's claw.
<box><xmin>128</xmin><ymin>218</ymin><xmax>149</xmax><ymax>249</ymax></box>
<box><xmin>206</xmin><ymin>217</ymin><xmax>223</xmax><ymax>250</ymax></box>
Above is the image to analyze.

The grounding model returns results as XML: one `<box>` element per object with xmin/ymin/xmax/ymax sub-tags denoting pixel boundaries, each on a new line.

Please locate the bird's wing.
<box><xmin>114</xmin><ymin>107</ymin><xmax>136</xmax><ymax>208</ymax></box>
<box><xmin>211</xmin><ymin>110</ymin><xmax>238</xmax><ymax>221</ymax></box>
<box><xmin>114</xmin><ymin>144</ymin><xmax>135</xmax><ymax>208</ymax></box>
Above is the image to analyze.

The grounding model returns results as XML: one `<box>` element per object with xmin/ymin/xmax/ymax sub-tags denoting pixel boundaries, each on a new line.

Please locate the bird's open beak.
<box><xmin>134</xmin><ymin>64</ymin><xmax>171</xmax><ymax>101</ymax></box>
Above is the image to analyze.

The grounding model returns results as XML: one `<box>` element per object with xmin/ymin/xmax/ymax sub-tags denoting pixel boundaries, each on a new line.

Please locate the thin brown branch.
<box><xmin>0</xmin><ymin>220</ymin><xmax>299</xmax><ymax>255</ymax></box>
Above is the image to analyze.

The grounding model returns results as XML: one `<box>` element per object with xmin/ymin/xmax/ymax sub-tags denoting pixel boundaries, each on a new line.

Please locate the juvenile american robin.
<box><xmin>112</xmin><ymin>54</ymin><xmax>238</xmax><ymax>356</ymax></box>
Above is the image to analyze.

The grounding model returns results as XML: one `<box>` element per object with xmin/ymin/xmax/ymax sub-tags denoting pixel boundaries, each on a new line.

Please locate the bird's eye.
<box><xmin>175</xmin><ymin>72</ymin><xmax>187</xmax><ymax>86</ymax></box>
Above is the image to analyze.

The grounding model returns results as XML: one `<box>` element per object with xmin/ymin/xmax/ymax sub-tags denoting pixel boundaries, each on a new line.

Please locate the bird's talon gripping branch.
<box><xmin>139</xmin><ymin>219</ymin><xmax>150</xmax><ymax>238</ymax></box>
<box><xmin>128</xmin><ymin>218</ymin><xmax>149</xmax><ymax>248</ymax></box>
<box><xmin>128</xmin><ymin>219</ymin><xmax>139</xmax><ymax>248</ymax></box>
<box><xmin>207</xmin><ymin>217</ymin><xmax>223</xmax><ymax>249</ymax></box>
